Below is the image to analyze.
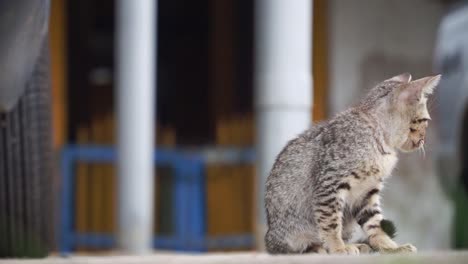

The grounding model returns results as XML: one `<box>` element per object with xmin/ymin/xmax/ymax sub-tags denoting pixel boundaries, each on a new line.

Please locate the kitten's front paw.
<box><xmin>353</xmin><ymin>243</ymin><xmax>372</xmax><ymax>254</ymax></box>
<box><xmin>394</xmin><ymin>243</ymin><xmax>417</xmax><ymax>253</ymax></box>
<box><xmin>329</xmin><ymin>244</ymin><xmax>360</xmax><ymax>255</ymax></box>
<box><xmin>379</xmin><ymin>244</ymin><xmax>417</xmax><ymax>254</ymax></box>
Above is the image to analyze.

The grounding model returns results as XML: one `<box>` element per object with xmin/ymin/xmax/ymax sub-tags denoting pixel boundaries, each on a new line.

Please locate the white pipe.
<box><xmin>255</xmin><ymin>0</ymin><xmax>313</xmax><ymax>249</ymax></box>
<box><xmin>116</xmin><ymin>0</ymin><xmax>156</xmax><ymax>254</ymax></box>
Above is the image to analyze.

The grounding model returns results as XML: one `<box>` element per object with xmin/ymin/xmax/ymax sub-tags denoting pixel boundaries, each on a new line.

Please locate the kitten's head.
<box><xmin>362</xmin><ymin>73</ymin><xmax>441</xmax><ymax>152</ymax></box>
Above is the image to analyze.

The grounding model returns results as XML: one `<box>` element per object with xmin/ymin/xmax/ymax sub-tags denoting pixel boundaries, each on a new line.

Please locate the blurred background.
<box><xmin>0</xmin><ymin>0</ymin><xmax>468</xmax><ymax>258</ymax></box>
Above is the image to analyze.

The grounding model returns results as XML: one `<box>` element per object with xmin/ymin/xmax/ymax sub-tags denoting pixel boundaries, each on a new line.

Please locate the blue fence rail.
<box><xmin>59</xmin><ymin>144</ymin><xmax>255</xmax><ymax>254</ymax></box>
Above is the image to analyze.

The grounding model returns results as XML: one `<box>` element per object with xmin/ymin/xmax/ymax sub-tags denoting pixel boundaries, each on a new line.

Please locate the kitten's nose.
<box><xmin>420</xmin><ymin>132</ymin><xmax>425</xmax><ymax>141</ymax></box>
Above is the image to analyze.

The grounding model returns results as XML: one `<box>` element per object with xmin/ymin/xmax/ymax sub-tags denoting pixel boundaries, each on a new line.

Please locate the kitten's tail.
<box><xmin>380</xmin><ymin>219</ymin><xmax>397</xmax><ymax>239</ymax></box>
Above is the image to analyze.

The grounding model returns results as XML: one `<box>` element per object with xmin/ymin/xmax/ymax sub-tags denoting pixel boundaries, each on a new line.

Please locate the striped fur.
<box><xmin>265</xmin><ymin>74</ymin><xmax>440</xmax><ymax>254</ymax></box>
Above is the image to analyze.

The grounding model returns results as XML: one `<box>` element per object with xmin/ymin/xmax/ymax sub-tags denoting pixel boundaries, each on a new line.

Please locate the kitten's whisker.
<box><xmin>420</xmin><ymin>144</ymin><xmax>426</xmax><ymax>159</ymax></box>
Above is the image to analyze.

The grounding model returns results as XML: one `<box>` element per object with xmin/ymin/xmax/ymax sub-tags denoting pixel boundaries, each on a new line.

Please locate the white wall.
<box><xmin>329</xmin><ymin>0</ymin><xmax>444</xmax><ymax>114</ymax></box>
<box><xmin>328</xmin><ymin>0</ymin><xmax>453</xmax><ymax>250</ymax></box>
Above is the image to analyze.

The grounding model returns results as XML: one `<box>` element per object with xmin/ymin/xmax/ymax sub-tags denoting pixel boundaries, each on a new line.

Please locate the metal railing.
<box><xmin>59</xmin><ymin>145</ymin><xmax>255</xmax><ymax>254</ymax></box>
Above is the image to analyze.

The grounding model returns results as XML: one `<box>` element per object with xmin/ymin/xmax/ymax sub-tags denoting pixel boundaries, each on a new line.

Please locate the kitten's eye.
<box><xmin>410</xmin><ymin>128</ymin><xmax>417</xmax><ymax>133</ymax></box>
<box><xmin>412</xmin><ymin>118</ymin><xmax>430</xmax><ymax>124</ymax></box>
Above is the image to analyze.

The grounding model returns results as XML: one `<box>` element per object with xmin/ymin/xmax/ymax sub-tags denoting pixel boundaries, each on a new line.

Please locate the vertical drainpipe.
<box><xmin>255</xmin><ymin>0</ymin><xmax>313</xmax><ymax>249</ymax></box>
<box><xmin>116</xmin><ymin>0</ymin><xmax>157</xmax><ymax>253</ymax></box>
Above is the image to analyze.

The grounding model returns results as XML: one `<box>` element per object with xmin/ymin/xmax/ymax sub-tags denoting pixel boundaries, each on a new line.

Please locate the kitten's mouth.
<box><xmin>412</xmin><ymin>139</ymin><xmax>424</xmax><ymax>148</ymax></box>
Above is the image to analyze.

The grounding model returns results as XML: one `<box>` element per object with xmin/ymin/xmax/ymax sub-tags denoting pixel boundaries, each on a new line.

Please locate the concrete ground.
<box><xmin>2</xmin><ymin>251</ymin><xmax>468</xmax><ymax>264</ymax></box>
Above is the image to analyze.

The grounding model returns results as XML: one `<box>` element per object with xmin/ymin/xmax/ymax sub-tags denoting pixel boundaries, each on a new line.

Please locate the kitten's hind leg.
<box><xmin>265</xmin><ymin>229</ymin><xmax>291</xmax><ymax>254</ymax></box>
<box><xmin>304</xmin><ymin>243</ymin><xmax>327</xmax><ymax>254</ymax></box>
<box><xmin>313</xmin><ymin>188</ymin><xmax>361</xmax><ymax>255</ymax></box>
<box><xmin>349</xmin><ymin>243</ymin><xmax>371</xmax><ymax>254</ymax></box>
<box><xmin>306</xmin><ymin>243</ymin><xmax>369</xmax><ymax>254</ymax></box>
<box><xmin>342</xmin><ymin>223</ymin><xmax>372</xmax><ymax>254</ymax></box>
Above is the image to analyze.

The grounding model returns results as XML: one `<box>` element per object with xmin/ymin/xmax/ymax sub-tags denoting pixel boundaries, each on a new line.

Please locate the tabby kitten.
<box><xmin>264</xmin><ymin>73</ymin><xmax>440</xmax><ymax>254</ymax></box>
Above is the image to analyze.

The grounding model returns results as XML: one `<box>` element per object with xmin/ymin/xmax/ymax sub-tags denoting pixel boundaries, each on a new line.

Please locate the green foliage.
<box><xmin>454</xmin><ymin>184</ymin><xmax>468</xmax><ymax>248</ymax></box>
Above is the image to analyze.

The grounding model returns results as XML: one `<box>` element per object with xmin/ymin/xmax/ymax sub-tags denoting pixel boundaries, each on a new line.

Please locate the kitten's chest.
<box><xmin>374</xmin><ymin>153</ymin><xmax>398</xmax><ymax>177</ymax></box>
<box><xmin>347</xmin><ymin>153</ymin><xmax>397</xmax><ymax>205</ymax></box>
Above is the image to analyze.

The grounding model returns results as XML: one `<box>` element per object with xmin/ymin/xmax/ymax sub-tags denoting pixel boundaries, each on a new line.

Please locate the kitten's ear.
<box><xmin>386</xmin><ymin>73</ymin><xmax>412</xmax><ymax>83</ymax></box>
<box><xmin>399</xmin><ymin>74</ymin><xmax>441</xmax><ymax>104</ymax></box>
<box><xmin>419</xmin><ymin>74</ymin><xmax>441</xmax><ymax>94</ymax></box>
